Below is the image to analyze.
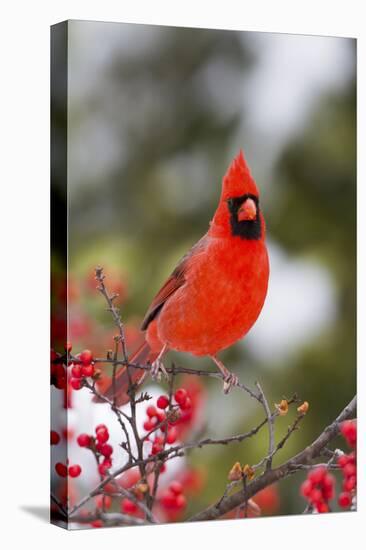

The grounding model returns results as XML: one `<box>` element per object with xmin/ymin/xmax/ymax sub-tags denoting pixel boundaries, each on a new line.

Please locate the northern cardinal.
<box><xmin>97</xmin><ymin>150</ymin><xmax>269</xmax><ymax>406</ymax></box>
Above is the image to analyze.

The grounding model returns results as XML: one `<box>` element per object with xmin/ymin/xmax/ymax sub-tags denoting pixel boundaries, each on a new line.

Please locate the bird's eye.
<box><xmin>226</xmin><ymin>198</ymin><xmax>235</xmax><ymax>208</ymax></box>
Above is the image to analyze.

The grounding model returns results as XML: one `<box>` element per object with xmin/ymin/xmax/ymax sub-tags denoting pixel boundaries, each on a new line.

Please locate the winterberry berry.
<box><xmin>68</xmin><ymin>464</ymin><xmax>82</xmax><ymax>478</ymax></box>
<box><xmin>70</xmin><ymin>377</ymin><xmax>82</xmax><ymax>390</ymax></box>
<box><xmin>174</xmin><ymin>388</ymin><xmax>188</xmax><ymax>406</ymax></box>
<box><xmin>96</xmin><ymin>428</ymin><xmax>109</xmax><ymax>443</ymax></box>
<box><xmin>100</xmin><ymin>444</ymin><xmax>113</xmax><ymax>458</ymax></box>
<box><xmin>51</xmin><ymin>431</ymin><xmax>60</xmax><ymax>445</ymax></box>
<box><xmin>121</xmin><ymin>499</ymin><xmax>138</xmax><ymax>514</ymax></box>
<box><xmin>71</xmin><ymin>364</ymin><xmax>82</xmax><ymax>378</ymax></box>
<box><xmin>338</xmin><ymin>492</ymin><xmax>352</xmax><ymax>508</ymax></box>
<box><xmin>170</xmin><ymin>481</ymin><xmax>183</xmax><ymax>495</ymax></box>
<box><xmin>55</xmin><ymin>463</ymin><xmax>68</xmax><ymax>477</ymax></box>
<box><xmin>146</xmin><ymin>405</ymin><xmax>158</xmax><ymax>417</ymax></box>
<box><xmin>81</xmin><ymin>364</ymin><xmax>94</xmax><ymax>377</ymax></box>
<box><xmin>166</xmin><ymin>427</ymin><xmax>178</xmax><ymax>444</ymax></box>
<box><xmin>77</xmin><ymin>433</ymin><xmax>91</xmax><ymax>447</ymax></box>
<box><xmin>80</xmin><ymin>349</ymin><xmax>93</xmax><ymax>365</ymax></box>
<box><xmin>157</xmin><ymin>395</ymin><xmax>169</xmax><ymax>409</ymax></box>
<box><xmin>180</xmin><ymin>396</ymin><xmax>192</xmax><ymax>411</ymax></box>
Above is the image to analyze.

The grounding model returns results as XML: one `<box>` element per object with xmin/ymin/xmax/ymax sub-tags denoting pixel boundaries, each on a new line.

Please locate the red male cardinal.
<box><xmin>97</xmin><ymin>150</ymin><xmax>269</xmax><ymax>406</ymax></box>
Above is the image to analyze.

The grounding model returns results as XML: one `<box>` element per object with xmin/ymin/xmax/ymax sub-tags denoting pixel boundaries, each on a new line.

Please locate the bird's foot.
<box><xmin>211</xmin><ymin>355</ymin><xmax>239</xmax><ymax>394</ymax></box>
<box><xmin>222</xmin><ymin>371</ymin><xmax>239</xmax><ymax>394</ymax></box>
<box><xmin>150</xmin><ymin>358</ymin><xmax>168</xmax><ymax>381</ymax></box>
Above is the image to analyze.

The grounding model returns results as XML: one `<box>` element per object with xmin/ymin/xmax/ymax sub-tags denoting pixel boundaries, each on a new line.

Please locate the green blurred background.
<box><xmin>65</xmin><ymin>21</ymin><xmax>356</xmax><ymax>518</ymax></box>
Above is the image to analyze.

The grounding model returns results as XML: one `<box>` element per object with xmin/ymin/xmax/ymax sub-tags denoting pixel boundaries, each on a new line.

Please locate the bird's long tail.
<box><xmin>93</xmin><ymin>341</ymin><xmax>157</xmax><ymax>407</ymax></box>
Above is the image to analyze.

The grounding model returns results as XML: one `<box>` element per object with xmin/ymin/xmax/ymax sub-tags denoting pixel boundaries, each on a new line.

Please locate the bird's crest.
<box><xmin>220</xmin><ymin>150</ymin><xmax>259</xmax><ymax>200</ymax></box>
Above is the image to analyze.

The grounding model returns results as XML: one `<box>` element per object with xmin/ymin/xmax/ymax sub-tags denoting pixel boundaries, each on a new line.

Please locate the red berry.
<box><xmin>153</xmin><ymin>435</ymin><xmax>164</xmax><ymax>446</ymax></box>
<box><xmin>68</xmin><ymin>464</ymin><xmax>82</xmax><ymax>478</ymax></box>
<box><xmin>343</xmin><ymin>463</ymin><xmax>356</xmax><ymax>479</ymax></box>
<box><xmin>308</xmin><ymin>466</ymin><xmax>327</xmax><ymax>485</ymax></box>
<box><xmin>55</xmin><ymin>376</ymin><xmax>67</xmax><ymax>389</ymax></box>
<box><xmin>146</xmin><ymin>405</ymin><xmax>158</xmax><ymax>417</ymax></box>
<box><xmin>65</xmin><ymin>342</ymin><xmax>72</xmax><ymax>353</ymax></box>
<box><xmin>156</xmin><ymin>410</ymin><xmax>166</xmax><ymax>423</ymax></box>
<box><xmin>174</xmin><ymin>388</ymin><xmax>188</xmax><ymax>406</ymax></box>
<box><xmin>157</xmin><ymin>395</ymin><xmax>169</xmax><ymax>409</ymax></box>
<box><xmin>121</xmin><ymin>498</ymin><xmax>138</xmax><ymax>514</ymax></box>
<box><xmin>96</xmin><ymin>428</ymin><xmax>109</xmax><ymax>443</ymax></box>
<box><xmin>100</xmin><ymin>444</ymin><xmax>113</xmax><ymax>458</ymax></box>
<box><xmin>70</xmin><ymin>377</ymin><xmax>82</xmax><ymax>390</ymax></box>
<box><xmin>80</xmin><ymin>349</ymin><xmax>93</xmax><ymax>365</ymax></box>
<box><xmin>95</xmin><ymin>424</ymin><xmax>108</xmax><ymax>432</ymax></box>
<box><xmin>343</xmin><ymin>476</ymin><xmax>356</xmax><ymax>492</ymax></box>
<box><xmin>166</xmin><ymin>427</ymin><xmax>178</xmax><ymax>444</ymax></box>
<box><xmin>81</xmin><ymin>364</ymin><xmax>94</xmax><ymax>377</ymax></box>
<box><xmin>338</xmin><ymin>492</ymin><xmax>352</xmax><ymax>508</ymax></box>
<box><xmin>337</xmin><ymin>455</ymin><xmax>349</xmax><ymax>468</ymax></box>
<box><xmin>309</xmin><ymin>488</ymin><xmax>323</xmax><ymax>504</ymax></box>
<box><xmin>316</xmin><ymin>501</ymin><xmax>329</xmax><ymax>513</ymax></box>
<box><xmin>300</xmin><ymin>479</ymin><xmax>313</xmax><ymax>498</ymax></box>
<box><xmin>180</xmin><ymin>396</ymin><xmax>192</xmax><ymax>411</ymax></box>
<box><xmin>98</xmin><ymin>459</ymin><xmax>112</xmax><ymax>476</ymax></box>
<box><xmin>77</xmin><ymin>433</ymin><xmax>92</xmax><ymax>447</ymax></box>
<box><xmin>51</xmin><ymin>431</ymin><xmax>60</xmax><ymax>445</ymax></box>
<box><xmin>143</xmin><ymin>419</ymin><xmax>155</xmax><ymax>431</ymax></box>
<box><xmin>55</xmin><ymin>463</ymin><xmax>68</xmax><ymax>477</ymax></box>
<box><xmin>175</xmin><ymin>494</ymin><xmax>187</xmax><ymax>510</ymax></box>
<box><xmin>341</xmin><ymin>421</ymin><xmax>357</xmax><ymax>447</ymax></box>
<box><xmin>170</xmin><ymin>481</ymin><xmax>183</xmax><ymax>495</ymax></box>
<box><xmin>71</xmin><ymin>364</ymin><xmax>82</xmax><ymax>378</ymax></box>
<box><xmin>161</xmin><ymin>491</ymin><xmax>176</xmax><ymax>509</ymax></box>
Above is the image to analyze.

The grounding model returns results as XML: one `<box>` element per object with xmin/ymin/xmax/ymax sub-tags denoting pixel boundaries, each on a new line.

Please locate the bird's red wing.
<box><xmin>141</xmin><ymin>236</ymin><xmax>207</xmax><ymax>331</ymax></box>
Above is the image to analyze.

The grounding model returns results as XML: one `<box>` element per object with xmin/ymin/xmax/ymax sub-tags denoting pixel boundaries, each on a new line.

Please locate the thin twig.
<box><xmin>255</xmin><ymin>382</ymin><xmax>274</xmax><ymax>470</ymax></box>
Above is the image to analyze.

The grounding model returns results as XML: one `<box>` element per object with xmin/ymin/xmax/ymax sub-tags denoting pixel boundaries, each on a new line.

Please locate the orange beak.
<box><xmin>238</xmin><ymin>198</ymin><xmax>257</xmax><ymax>222</ymax></box>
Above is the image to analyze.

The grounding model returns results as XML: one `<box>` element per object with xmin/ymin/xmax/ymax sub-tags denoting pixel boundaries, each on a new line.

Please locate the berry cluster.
<box><xmin>300</xmin><ymin>466</ymin><xmax>335</xmax><ymax>513</ymax></box>
<box><xmin>77</xmin><ymin>424</ymin><xmax>114</xmax><ymax>477</ymax></box>
<box><xmin>55</xmin><ymin>461</ymin><xmax>82</xmax><ymax>478</ymax></box>
<box><xmin>337</xmin><ymin>420</ymin><xmax>357</xmax><ymax>509</ymax></box>
<box><xmin>143</xmin><ymin>388</ymin><xmax>193</xmax><ymax>462</ymax></box>
<box><xmin>160</xmin><ymin>481</ymin><xmax>187</xmax><ymax>519</ymax></box>
<box><xmin>70</xmin><ymin>349</ymin><xmax>95</xmax><ymax>390</ymax></box>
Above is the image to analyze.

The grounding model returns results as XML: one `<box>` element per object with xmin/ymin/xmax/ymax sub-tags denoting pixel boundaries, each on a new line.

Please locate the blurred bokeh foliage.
<box><xmin>64</xmin><ymin>23</ymin><xmax>356</xmax><ymax>518</ymax></box>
